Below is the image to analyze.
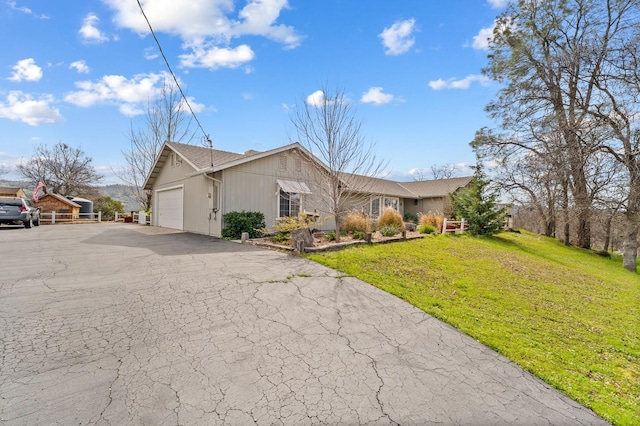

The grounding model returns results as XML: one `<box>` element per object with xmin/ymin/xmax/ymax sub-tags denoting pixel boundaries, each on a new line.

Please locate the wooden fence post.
<box><xmin>51</xmin><ymin>211</ymin><xmax>56</xmax><ymax>224</ymax></box>
<box><xmin>442</xmin><ymin>218</ymin><xmax>448</xmax><ymax>233</ymax></box>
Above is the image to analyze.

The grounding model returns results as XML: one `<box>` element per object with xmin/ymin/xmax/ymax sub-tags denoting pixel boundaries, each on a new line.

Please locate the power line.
<box><xmin>135</xmin><ymin>0</ymin><xmax>211</xmax><ymax>145</ymax></box>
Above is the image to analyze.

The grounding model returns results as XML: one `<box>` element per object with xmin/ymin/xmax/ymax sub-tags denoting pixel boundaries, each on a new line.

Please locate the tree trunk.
<box><xmin>561</xmin><ymin>179</ymin><xmax>571</xmax><ymax>245</ymax></box>
<box><xmin>621</xmin><ymin>217</ymin><xmax>638</xmax><ymax>272</ymax></box>
<box><xmin>603</xmin><ymin>214</ymin><xmax>614</xmax><ymax>252</ymax></box>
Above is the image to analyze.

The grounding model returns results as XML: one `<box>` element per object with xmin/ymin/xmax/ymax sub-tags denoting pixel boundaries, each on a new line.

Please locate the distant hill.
<box><xmin>0</xmin><ymin>179</ymin><xmax>141</xmax><ymax>212</ymax></box>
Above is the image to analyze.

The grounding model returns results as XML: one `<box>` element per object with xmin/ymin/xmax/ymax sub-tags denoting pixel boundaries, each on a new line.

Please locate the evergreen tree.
<box><xmin>451</xmin><ymin>159</ymin><xmax>506</xmax><ymax>236</ymax></box>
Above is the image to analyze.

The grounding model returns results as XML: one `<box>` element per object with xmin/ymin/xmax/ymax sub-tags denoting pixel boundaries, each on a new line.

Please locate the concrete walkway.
<box><xmin>0</xmin><ymin>223</ymin><xmax>607</xmax><ymax>425</ymax></box>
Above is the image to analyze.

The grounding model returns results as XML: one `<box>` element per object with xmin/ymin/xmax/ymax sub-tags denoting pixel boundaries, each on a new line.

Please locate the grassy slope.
<box><xmin>306</xmin><ymin>231</ymin><xmax>639</xmax><ymax>425</ymax></box>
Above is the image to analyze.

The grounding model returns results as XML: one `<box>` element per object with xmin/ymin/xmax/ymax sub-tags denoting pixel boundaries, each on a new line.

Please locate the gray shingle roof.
<box><xmin>145</xmin><ymin>141</ymin><xmax>472</xmax><ymax>199</ymax></box>
<box><xmin>401</xmin><ymin>176</ymin><xmax>474</xmax><ymax>198</ymax></box>
<box><xmin>167</xmin><ymin>141</ymin><xmax>250</xmax><ymax>169</ymax></box>
<box><xmin>343</xmin><ymin>174</ymin><xmax>473</xmax><ymax>199</ymax></box>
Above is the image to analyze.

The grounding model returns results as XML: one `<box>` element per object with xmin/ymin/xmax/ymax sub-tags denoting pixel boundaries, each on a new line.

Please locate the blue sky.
<box><xmin>0</xmin><ymin>0</ymin><xmax>508</xmax><ymax>184</ymax></box>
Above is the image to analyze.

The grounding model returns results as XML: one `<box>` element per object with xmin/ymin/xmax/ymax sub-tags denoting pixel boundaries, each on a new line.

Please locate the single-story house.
<box><xmin>34</xmin><ymin>193</ymin><xmax>81</xmax><ymax>218</ymax></box>
<box><xmin>143</xmin><ymin>141</ymin><xmax>472</xmax><ymax>237</ymax></box>
<box><xmin>0</xmin><ymin>187</ymin><xmax>26</xmax><ymax>198</ymax></box>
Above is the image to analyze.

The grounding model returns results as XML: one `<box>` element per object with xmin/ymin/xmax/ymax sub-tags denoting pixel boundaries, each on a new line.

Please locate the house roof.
<box><xmin>36</xmin><ymin>193</ymin><xmax>82</xmax><ymax>208</ymax></box>
<box><xmin>343</xmin><ymin>174</ymin><xmax>473</xmax><ymax>199</ymax></box>
<box><xmin>0</xmin><ymin>186</ymin><xmax>24</xmax><ymax>195</ymax></box>
<box><xmin>144</xmin><ymin>141</ymin><xmax>318</xmax><ymax>190</ymax></box>
<box><xmin>143</xmin><ymin>140</ymin><xmax>473</xmax><ymax>199</ymax></box>
<box><xmin>401</xmin><ymin>176</ymin><xmax>474</xmax><ymax>198</ymax></box>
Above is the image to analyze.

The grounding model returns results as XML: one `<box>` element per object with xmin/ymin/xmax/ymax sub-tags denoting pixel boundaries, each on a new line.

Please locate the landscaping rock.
<box><xmin>291</xmin><ymin>228</ymin><xmax>314</xmax><ymax>252</ymax></box>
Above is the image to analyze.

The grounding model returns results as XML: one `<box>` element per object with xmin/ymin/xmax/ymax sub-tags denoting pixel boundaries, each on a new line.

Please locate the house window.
<box><xmin>371</xmin><ymin>196</ymin><xmax>399</xmax><ymax>218</ymax></box>
<box><xmin>279</xmin><ymin>190</ymin><xmax>300</xmax><ymax>217</ymax></box>
<box><xmin>370</xmin><ymin>197</ymin><xmax>380</xmax><ymax>218</ymax></box>
<box><xmin>384</xmin><ymin>197</ymin><xmax>399</xmax><ymax>211</ymax></box>
<box><xmin>277</xmin><ymin>179</ymin><xmax>311</xmax><ymax>218</ymax></box>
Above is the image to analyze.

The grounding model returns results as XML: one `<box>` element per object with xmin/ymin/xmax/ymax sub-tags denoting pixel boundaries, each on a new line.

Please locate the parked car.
<box><xmin>0</xmin><ymin>197</ymin><xmax>41</xmax><ymax>228</ymax></box>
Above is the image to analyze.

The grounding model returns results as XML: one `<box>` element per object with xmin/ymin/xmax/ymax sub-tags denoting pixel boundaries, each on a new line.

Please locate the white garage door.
<box><xmin>157</xmin><ymin>187</ymin><xmax>183</xmax><ymax>230</ymax></box>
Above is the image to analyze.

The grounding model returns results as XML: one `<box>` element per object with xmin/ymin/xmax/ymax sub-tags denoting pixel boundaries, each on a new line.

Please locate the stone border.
<box><xmin>244</xmin><ymin>233</ymin><xmax>425</xmax><ymax>253</ymax></box>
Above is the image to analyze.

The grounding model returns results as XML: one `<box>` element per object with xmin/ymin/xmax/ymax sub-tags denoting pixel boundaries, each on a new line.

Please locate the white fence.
<box><xmin>40</xmin><ymin>211</ymin><xmax>102</xmax><ymax>224</ymax></box>
<box><xmin>40</xmin><ymin>211</ymin><xmax>152</xmax><ymax>225</ymax></box>
<box><xmin>441</xmin><ymin>218</ymin><xmax>469</xmax><ymax>234</ymax></box>
<box><xmin>114</xmin><ymin>211</ymin><xmax>152</xmax><ymax>225</ymax></box>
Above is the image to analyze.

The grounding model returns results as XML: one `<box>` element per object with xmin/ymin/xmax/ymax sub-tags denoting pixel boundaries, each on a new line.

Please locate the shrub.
<box><xmin>379</xmin><ymin>224</ymin><xmax>401</xmax><ymax>237</ymax></box>
<box><xmin>377</xmin><ymin>206</ymin><xmax>405</xmax><ymax>231</ymax></box>
<box><xmin>93</xmin><ymin>195</ymin><xmax>124</xmax><ymax>221</ymax></box>
<box><xmin>271</xmin><ymin>212</ymin><xmax>318</xmax><ymax>233</ymax></box>
<box><xmin>403</xmin><ymin>213</ymin><xmax>419</xmax><ymax>224</ymax></box>
<box><xmin>325</xmin><ymin>231</ymin><xmax>336</xmax><ymax>241</ymax></box>
<box><xmin>417</xmin><ymin>223</ymin><xmax>437</xmax><ymax>234</ymax></box>
<box><xmin>269</xmin><ymin>233</ymin><xmax>291</xmax><ymax>245</ymax></box>
<box><xmin>419</xmin><ymin>211</ymin><xmax>444</xmax><ymax>233</ymax></box>
<box><xmin>222</xmin><ymin>211</ymin><xmax>265</xmax><ymax>239</ymax></box>
<box><xmin>342</xmin><ymin>211</ymin><xmax>372</xmax><ymax>233</ymax></box>
<box><xmin>352</xmin><ymin>231</ymin><xmax>366</xmax><ymax>240</ymax></box>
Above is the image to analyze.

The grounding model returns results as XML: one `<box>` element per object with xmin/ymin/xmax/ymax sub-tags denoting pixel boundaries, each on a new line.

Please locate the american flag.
<box><xmin>33</xmin><ymin>181</ymin><xmax>45</xmax><ymax>202</ymax></box>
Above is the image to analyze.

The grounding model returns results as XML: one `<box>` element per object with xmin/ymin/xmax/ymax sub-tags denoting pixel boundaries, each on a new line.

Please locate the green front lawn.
<box><xmin>306</xmin><ymin>231</ymin><xmax>639</xmax><ymax>425</ymax></box>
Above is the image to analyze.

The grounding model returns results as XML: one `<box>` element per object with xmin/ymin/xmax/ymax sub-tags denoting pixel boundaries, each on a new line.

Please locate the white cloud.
<box><xmin>428</xmin><ymin>74</ymin><xmax>491</xmax><ymax>90</ymax></box>
<box><xmin>178</xmin><ymin>96</ymin><xmax>205</xmax><ymax>114</ymax></box>
<box><xmin>103</xmin><ymin>0</ymin><xmax>301</xmax><ymax>67</ymax></box>
<box><xmin>80</xmin><ymin>13</ymin><xmax>109</xmax><ymax>43</ymax></box>
<box><xmin>472</xmin><ymin>22</ymin><xmax>496</xmax><ymax>50</ymax></box>
<box><xmin>69</xmin><ymin>60</ymin><xmax>90</xmax><ymax>74</ymax></box>
<box><xmin>0</xmin><ymin>91</ymin><xmax>63</xmax><ymax>126</ymax></box>
<box><xmin>305</xmin><ymin>90</ymin><xmax>326</xmax><ymax>107</ymax></box>
<box><xmin>5</xmin><ymin>1</ymin><xmax>49</xmax><ymax>18</ymax></box>
<box><xmin>65</xmin><ymin>73</ymin><xmax>165</xmax><ymax>114</ymax></box>
<box><xmin>361</xmin><ymin>87</ymin><xmax>399</xmax><ymax>105</ymax></box>
<box><xmin>144</xmin><ymin>47</ymin><xmax>158</xmax><ymax>60</ymax></box>
<box><xmin>64</xmin><ymin>72</ymin><xmax>205</xmax><ymax>118</ymax></box>
<box><xmin>8</xmin><ymin>58</ymin><xmax>43</xmax><ymax>82</ymax></box>
<box><xmin>179</xmin><ymin>44</ymin><xmax>255</xmax><ymax>70</ymax></box>
<box><xmin>487</xmin><ymin>0</ymin><xmax>510</xmax><ymax>8</ymax></box>
<box><xmin>379</xmin><ymin>18</ymin><xmax>416</xmax><ymax>56</ymax></box>
<box><xmin>232</xmin><ymin>0</ymin><xmax>301</xmax><ymax>48</ymax></box>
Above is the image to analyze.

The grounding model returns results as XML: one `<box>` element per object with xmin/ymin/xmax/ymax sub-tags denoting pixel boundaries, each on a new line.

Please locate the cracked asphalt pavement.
<box><xmin>0</xmin><ymin>223</ymin><xmax>607</xmax><ymax>425</ymax></box>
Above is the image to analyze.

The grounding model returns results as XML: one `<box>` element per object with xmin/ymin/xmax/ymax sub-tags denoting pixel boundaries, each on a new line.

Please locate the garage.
<box><xmin>157</xmin><ymin>187</ymin><xmax>183</xmax><ymax>230</ymax></box>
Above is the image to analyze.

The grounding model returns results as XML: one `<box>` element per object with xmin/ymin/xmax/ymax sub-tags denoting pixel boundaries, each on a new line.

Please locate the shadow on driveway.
<box><xmin>81</xmin><ymin>225</ymin><xmax>262</xmax><ymax>256</ymax></box>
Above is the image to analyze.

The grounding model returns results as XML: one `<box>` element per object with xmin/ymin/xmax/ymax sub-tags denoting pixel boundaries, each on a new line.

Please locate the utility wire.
<box><xmin>135</xmin><ymin>0</ymin><xmax>211</xmax><ymax>145</ymax></box>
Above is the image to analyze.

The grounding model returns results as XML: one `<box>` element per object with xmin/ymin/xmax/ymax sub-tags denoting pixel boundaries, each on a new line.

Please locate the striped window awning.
<box><xmin>277</xmin><ymin>179</ymin><xmax>311</xmax><ymax>194</ymax></box>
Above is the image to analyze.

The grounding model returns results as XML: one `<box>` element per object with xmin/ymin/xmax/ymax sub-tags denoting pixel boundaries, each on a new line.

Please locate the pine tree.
<box><xmin>451</xmin><ymin>159</ymin><xmax>506</xmax><ymax>236</ymax></box>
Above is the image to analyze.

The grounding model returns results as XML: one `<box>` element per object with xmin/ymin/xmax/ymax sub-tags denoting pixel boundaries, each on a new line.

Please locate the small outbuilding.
<box><xmin>0</xmin><ymin>187</ymin><xmax>26</xmax><ymax>198</ymax></box>
<box><xmin>34</xmin><ymin>193</ymin><xmax>81</xmax><ymax>219</ymax></box>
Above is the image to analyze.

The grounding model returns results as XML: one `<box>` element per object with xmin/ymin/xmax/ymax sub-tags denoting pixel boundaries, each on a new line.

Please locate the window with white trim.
<box><xmin>384</xmin><ymin>197</ymin><xmax>399</xmax><ymax>211</ymax></box>
<box><xmin>279</xmin><ymin>190</ymin><xmax>301</xmax><ymax>217</ymax></box>
<box><xmin>371</xmin><ymin>196</ymin><xmax>399</xmax><ymax>218</ymax></box>
<box><xmin>370</xmin><ymin>197</ymin><xmax>380</xmax><ymax>218</ymax></box>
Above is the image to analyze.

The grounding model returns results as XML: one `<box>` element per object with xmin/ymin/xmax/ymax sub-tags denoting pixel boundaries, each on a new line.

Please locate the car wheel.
<box><xmin>24</xmin><ymin>218</ymin><xmax>32</xmax><ymax>228</ymax></box>
<box><xmin>34</xmin><ymin>217</ymin><xmax>40</xmax><ymax>226</ymax></box>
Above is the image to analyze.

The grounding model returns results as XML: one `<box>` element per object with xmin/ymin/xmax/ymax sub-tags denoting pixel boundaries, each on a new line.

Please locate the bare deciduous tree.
<box><xmin>479</xmin><ymin>0</ymin><xmax>640</xmax><ymax>271</ymax></box>
<box><xmin>116</xmin><ymin>78</ymin><xmax>195</xmax><ymax>210</ymax></box>
<box><xmin>430</xmin><ymin>164</ymin><xmax>458</xmax><ymax>180</ymax></box>
<box><xmin>17</xmin><ymin>142</ymin><xmax>102</xmax><ymax>197</ymax></box>
<box><xmin>291</xmin><ymin>85</ymin><xmax>386</xmax><ymax>242</ymax></box>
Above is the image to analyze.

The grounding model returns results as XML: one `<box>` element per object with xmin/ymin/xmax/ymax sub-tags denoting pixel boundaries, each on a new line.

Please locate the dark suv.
<box><xmin>0</xmin><ymin>197</ymin><xmax>41</xmax><ymax>228</ymax></box>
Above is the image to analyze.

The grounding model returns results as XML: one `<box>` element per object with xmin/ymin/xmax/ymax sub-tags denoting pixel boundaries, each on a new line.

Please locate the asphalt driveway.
<box><xmin>0</xmin><ymin>223</ymin><xmax>606</xmax><ymax>425</ymax></box>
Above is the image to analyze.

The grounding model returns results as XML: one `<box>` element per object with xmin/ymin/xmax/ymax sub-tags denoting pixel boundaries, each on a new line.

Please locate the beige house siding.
<box><xmin>404</xmin><ymin>197</ymin><xmax>451</xmax><ymax>217</ymax></box>
<box><xmin>221</xmin><ymin>149</ymin><xmax>333</xmax><ymax>231</ymax></box>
